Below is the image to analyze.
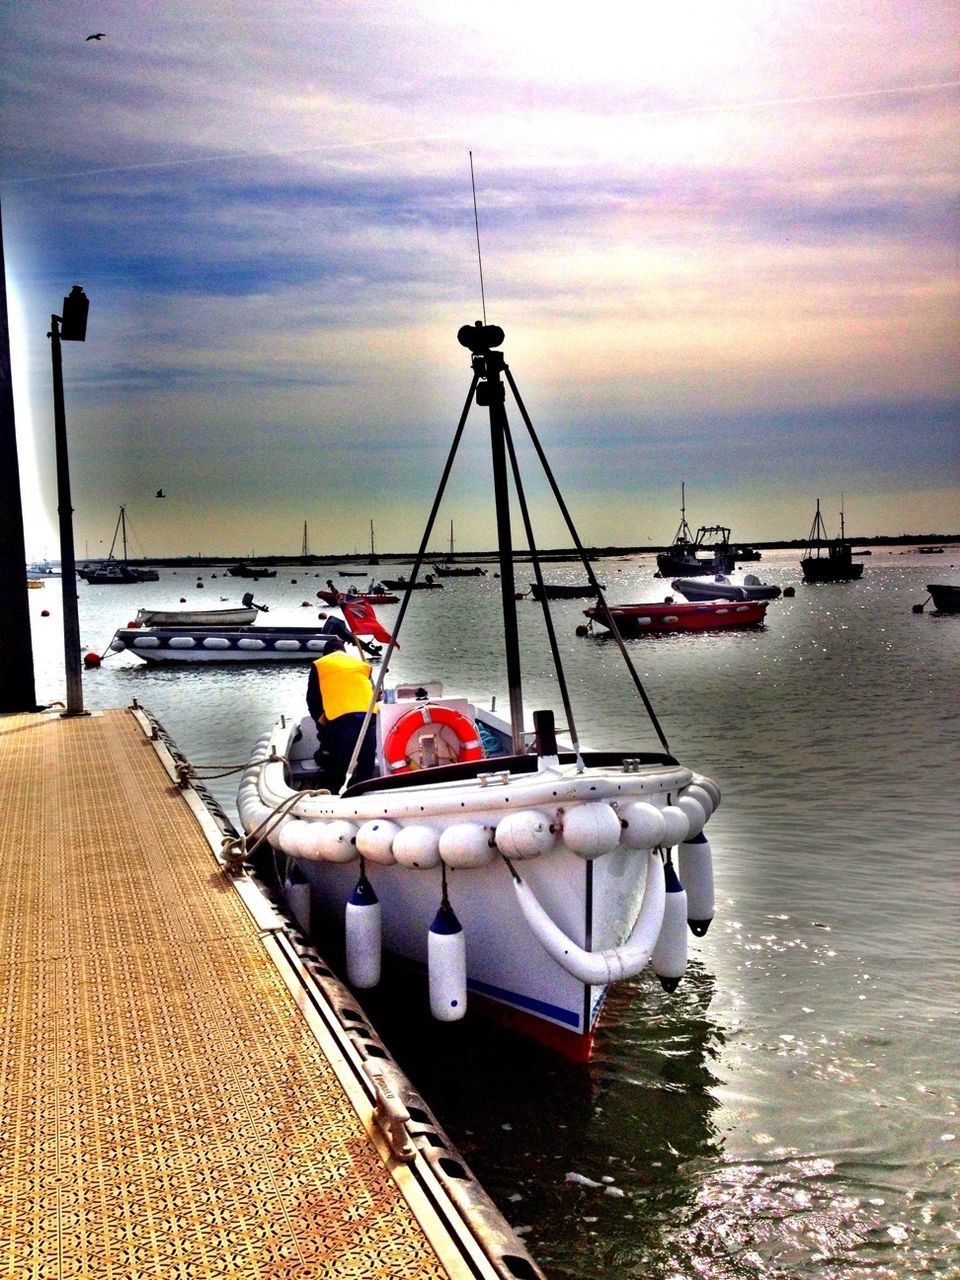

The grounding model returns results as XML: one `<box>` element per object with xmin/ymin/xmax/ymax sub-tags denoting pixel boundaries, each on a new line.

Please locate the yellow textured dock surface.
<box><xmin>0</xmin><ymin>709</ymin><xmax>451</xmax><ymax>1280</ymax></box>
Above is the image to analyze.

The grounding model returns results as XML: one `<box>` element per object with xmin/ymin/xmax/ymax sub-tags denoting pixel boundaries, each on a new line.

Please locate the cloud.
<box><xmin>3</xmin><ymin>0</ymin><xmax>957</xmax><ymax>557</ymax></box>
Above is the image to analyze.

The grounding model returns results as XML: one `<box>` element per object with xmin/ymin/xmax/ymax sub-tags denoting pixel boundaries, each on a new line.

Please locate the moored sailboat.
<box><xmin>236</xmin><ymin>321</ymin><xmax>724</xmax><ymax>1060</ymax></box>
<box><xmin>77</xmin><ymin>507</ymin><xmax>159</xmax><ymax>584</ymax></box>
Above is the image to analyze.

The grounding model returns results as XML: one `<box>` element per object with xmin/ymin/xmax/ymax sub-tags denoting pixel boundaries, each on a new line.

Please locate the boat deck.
<box><xmin>0</xmin><ymin>708</ymin><xmax>527</xmax><ymax>1280</ymax></box>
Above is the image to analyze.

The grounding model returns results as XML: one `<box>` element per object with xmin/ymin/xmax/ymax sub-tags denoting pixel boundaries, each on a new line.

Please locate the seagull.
<box><xmin>155</xmin><ymin>489</ymin><xmax>165</xmax><ymax>498</ymax></box>
<box><xmin>85</xmin><ymin>33</ymin><xmax>106</xmax><ymax>41</ymax></box>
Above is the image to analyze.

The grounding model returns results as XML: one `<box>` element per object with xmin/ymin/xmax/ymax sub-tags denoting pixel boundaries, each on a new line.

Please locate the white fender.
<box><xmin>355</xmin><ymin>819</ymin><xmax>400</xmax><ymax>866</ymax></box>
<box><xmin>345</xmin><ymin>875</ymin><xmax>381</xmax><ymax>988</ymax></box>
<box><xmin>561</xmin><ymin>802</ymin><xmax>622</xmax><ymax>859</ymax></box>
<box><xmin>660</xmin><ymin>805</ymin><xmax>690</xmax><ymax>848</ymax></box>
<box><xmin>296</xmin><ymin>821</ymin><xmax>329</xmax><ymax>862</ymax></box>
<box><xmin>439</xmin><ymin>822</ymin><xmax>495</xmax><ymax>869</ymax></box>
<box><xmin>428</xmin><ymin>903</ymin><xmax>467</xmax><ymax>1021</ymax></box>
<box><xmin>283</xmin><ymin>869</ymin><xmax>311</xmax><ymax>935</ymax></box>
<box><xmin>617</xmin><ymin>800</ymin><xmax>667</xmax><ymax>850</ymax></box>
<box><xmin>675</xmin><ymin>794</ymin><xmax>706</xmax><ymax>839</ymax></box>
<box><xmin>678</xmin><ymin>832</ymin><xmax>715</xmax><ymax>936</ymax></box>
<box><xmin>278</xmin><ymin>818</ymin><xmax>312</xmax><ymax>858</ymax></box>
<box><xmin>512</xmin><ymin>851</ymin><xmax>666</xmax><ymax>984</ymax></box>
<box><xmin>691</xmin><ymin>772</ymin><xmax>721</xmax><ymax>811</ymax></box>
<box><xmin>651</xmin><ymin>860</ymin><xmax>688</xmax><ymax>991</ymax></box>
<box><xmin>679</xmin><ymin>783</ymin><xmax>715</xmax><ymax>821</ymax></box>
<box><xmin>495</xmin><ymin>809</ymin><xmax>557</xmax><ymax>860</ymax></box>
<box><xmin>316</xmin><ymin>819</ymin><xmax>359</xmax><ymax>863</ymax></box>
<box><xmin>393</xmin><ymin>824</ymin><xmax>442</xmax><ymax>869</ymax></box>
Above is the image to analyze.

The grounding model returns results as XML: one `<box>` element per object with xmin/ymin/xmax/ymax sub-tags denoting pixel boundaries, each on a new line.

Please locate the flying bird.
<box><xmin>85</xmin><ymin>33</ymin><xmax>106</xmax><ymax>42</ymax></box>
<box><xmin>155</xmin><ymin>489</ymin><xmax>165</xmax><ymax>498</ymax></box>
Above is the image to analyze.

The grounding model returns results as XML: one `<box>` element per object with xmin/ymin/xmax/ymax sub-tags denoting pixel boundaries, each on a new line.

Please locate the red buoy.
<box><xmin>40</xmin><ymin>609</ymin><xmax>50</xmax><ymax>617</ymax></box>
<box><xmin>84</xmin><ymin>652</ymin><xmax>101</xmax><ymax>668</ymax></box>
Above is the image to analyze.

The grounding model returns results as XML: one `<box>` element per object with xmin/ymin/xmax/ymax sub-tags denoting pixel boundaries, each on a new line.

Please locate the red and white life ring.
<box><xmin>383</xmin><ymin>705</ymin><xmax>484</xmax><ymax>773</ymax></box>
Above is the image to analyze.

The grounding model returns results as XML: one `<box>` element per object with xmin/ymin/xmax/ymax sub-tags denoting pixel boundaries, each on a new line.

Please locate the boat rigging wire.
<box><xmin>502</xmin><ymin>365</ymin><xmax>672</xmax><ymax>754</ymax></box>
<box><xmin>499</xmin><ymin>411</ymin><xmax>584</xmax><ymax>770</ymax></box>
<box><xmin>340</xmin><ymin>370</ymin><xmax>482</xmax><ymax>792</ymax></box>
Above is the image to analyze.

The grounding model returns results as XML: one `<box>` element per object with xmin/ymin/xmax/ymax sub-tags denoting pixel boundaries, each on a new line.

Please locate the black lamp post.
<box><xmin>49</xmin><ymin>285</ymin><xmax>89</xmax><ymax>717</ymax></box>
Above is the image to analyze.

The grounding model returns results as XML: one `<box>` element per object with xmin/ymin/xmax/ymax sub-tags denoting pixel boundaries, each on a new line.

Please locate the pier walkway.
<box><xmin>1</xmin><ymin>707</ymin><xmax>537</xmax><ymax>1280</ymax></box>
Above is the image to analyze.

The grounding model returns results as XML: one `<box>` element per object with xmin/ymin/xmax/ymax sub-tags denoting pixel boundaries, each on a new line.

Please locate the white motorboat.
<box><xmin>671</xmin><ymin>572</ymin><xmax>782</xmax><ymax>602</ymax></box>
<box><xmin>109</xmin><ymin>624</ymin><xmax>331</xmax><ymax>662</ymax></box>
<box><xmin>236</xmin><ymin>321</ymin><xmax>723</xmax><ymax>1060</ymax></box>
<box><xmin>133</xmin><ymin>605</ymin><xmax>259</xmax><ymax>627</ymax></box>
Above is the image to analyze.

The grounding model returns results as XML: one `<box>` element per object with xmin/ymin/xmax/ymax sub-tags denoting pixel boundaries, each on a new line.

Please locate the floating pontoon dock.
<box><xmin>0</xmin><ymin>706</ymin><xmax>541</xmax><ymax>1280</ymax></box>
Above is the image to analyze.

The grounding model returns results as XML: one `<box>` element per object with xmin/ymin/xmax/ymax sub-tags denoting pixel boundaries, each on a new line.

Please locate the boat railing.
<box><xmin>343</xmin><ymin>748</ymin><xmax>679</xmax><ymax>796</ymax></box>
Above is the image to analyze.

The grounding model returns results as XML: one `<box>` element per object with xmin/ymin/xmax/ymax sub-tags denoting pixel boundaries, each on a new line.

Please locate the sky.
<box><xmin>2</xmin><ymin>0</ymin><xmax>958</xmax><ymax>560</ymax></box>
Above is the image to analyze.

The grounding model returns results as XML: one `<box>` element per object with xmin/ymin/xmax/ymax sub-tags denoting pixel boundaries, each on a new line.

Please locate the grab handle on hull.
<box><xmin>512</xmin><ymin>851</ymin><xmax>666</xmax><ymax>985</ymax></box>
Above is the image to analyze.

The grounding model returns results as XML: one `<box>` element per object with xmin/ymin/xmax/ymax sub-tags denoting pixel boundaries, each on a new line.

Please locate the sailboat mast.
<box><xmin>450</xmin><ymin>519</ymin><xmax>454</xmax><ymax>558</ymax></box>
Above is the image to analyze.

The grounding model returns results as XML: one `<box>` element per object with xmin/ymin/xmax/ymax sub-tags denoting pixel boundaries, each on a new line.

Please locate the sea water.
<box><xmin>26</xmin><ymin>547</ymin><xmax>960</xmax><ymax>1279</ymax></box>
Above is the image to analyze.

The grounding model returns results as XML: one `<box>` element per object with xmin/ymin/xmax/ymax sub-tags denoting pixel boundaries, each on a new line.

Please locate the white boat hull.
<box><xmin>238</xmin><ymin>709</ymin><xmax>718</xmax><ymax>1057</ymax></box>
<box><xmin>109</xmin><ymin>626</ymin><xmax>331</xmax><ymax>662</ymax></box>
<box><xmin>134</xmin><ymin>606</ymin><xmax>259</xmax><ymax>627</ymax></box>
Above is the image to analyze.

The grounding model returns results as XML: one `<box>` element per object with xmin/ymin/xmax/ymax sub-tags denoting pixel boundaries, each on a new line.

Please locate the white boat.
<box><xmin>236</xmin><ymin>320</ymin><xmax>723</xmax><ymax>1060</ymax></box>
<box><xmin>109</xmin><ymin>624</ymin><xmax>331</xmax><ymax>662</ymax></box>
<box><xmin>133</xmin><ymin>605</ymin><xmax>259</xmax><ymax>627</ymax></box>
<box><xmin>671</xmin><ymin>572</ymin><xmax>782</xmax><ymax>602</ymax></box>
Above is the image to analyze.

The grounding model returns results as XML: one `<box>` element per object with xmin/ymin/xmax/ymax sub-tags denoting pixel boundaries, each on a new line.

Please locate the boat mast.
<box><xmin>369</xmin><ymin>519</ymin><xmax>378</xmax><ymax>563</ymax></box>
<box><xmin>301</xmin><ymin>521</ymin><xmax>308</xmax><ymax>557</ymax></box>
<box><xmin>458</xmin><ymin>322</ymin><xmax>524</xmax><ymax>749</ymax></box>
<box><xmin>449</xmin><ymin>519</ymin><xmax>454</xmax><ymax>559</ymax></box>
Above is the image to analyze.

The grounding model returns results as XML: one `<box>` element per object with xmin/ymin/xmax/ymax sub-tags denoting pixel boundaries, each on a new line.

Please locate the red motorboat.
<box><xmin>583</xmin><ymin>599</ymin><xmax>768</xmax><ymax>636</ymax></box>
<box><xmin>318</xmin><ymin>579</ymin><xmax>399</xmax><ymax>606</ymax></box>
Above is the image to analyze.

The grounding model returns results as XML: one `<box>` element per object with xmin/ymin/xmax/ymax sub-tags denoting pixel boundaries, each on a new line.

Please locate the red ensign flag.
<box><xmin>340</xmin><ymin>598</ymin><xmax>395</xmax><ymax>646</ymax></box>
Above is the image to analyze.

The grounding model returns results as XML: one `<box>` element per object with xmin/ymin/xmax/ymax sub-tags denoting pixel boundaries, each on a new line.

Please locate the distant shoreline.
<box><xmin>73</xmin><ymin>533</ymin><xmax>960</xmax><ymax>570</ymax></box>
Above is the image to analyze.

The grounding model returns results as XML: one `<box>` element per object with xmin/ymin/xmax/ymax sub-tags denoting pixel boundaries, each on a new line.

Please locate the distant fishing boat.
<box><xmin>656</xmin><ymin>486</ymin><xmax>736</xmax><ymax>577</ymax></box>
<box><xmin>77</xmin><ymin>507</ymin><xmax>159</xmax><ymax>584</ymax></box>
<box><xmin>800</xmin><ymin>499</ymin><xmax>864</xmax><ymax>583</ymax></box>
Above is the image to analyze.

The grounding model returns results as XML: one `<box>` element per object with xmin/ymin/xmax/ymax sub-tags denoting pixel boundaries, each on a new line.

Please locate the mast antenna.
<box><xmin>469</xmin><ymin>151</ymin><xmax>487</xmax><ymax>325</ymax></box>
